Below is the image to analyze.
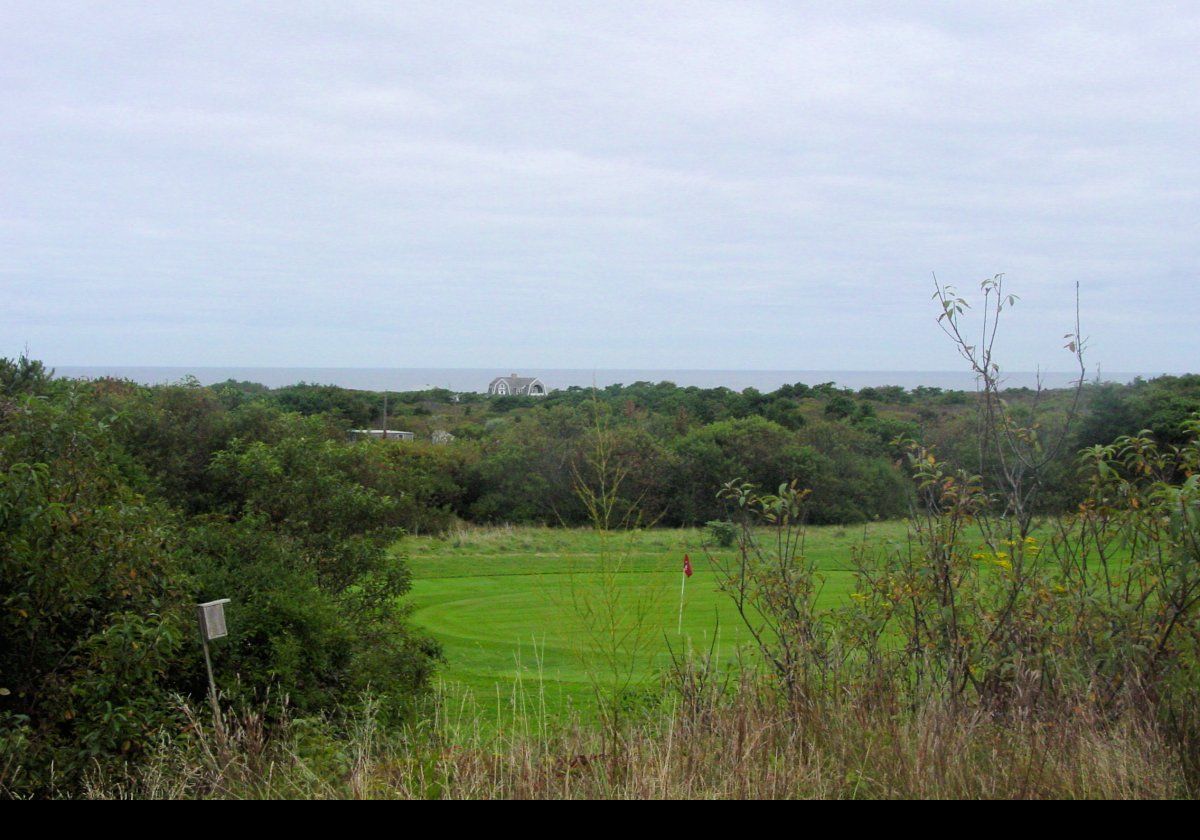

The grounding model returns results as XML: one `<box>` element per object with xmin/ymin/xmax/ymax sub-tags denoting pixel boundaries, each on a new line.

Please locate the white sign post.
<box><xmin>196</xmin><ymin>599</ymin><xmax>231</xmax><ymax>734</ymax></box>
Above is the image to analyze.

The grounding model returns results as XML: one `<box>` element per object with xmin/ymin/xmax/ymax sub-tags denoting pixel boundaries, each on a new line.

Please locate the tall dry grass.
<box><xmin>73</xmin><ymin>676</ymin><xmax>1189</xmax><ymax>800</ymax></box>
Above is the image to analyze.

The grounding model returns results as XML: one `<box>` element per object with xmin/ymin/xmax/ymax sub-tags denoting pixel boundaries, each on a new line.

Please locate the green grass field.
<box><xmin>403</xmin><ymin>522</ymin><xmax>909</xmax><ymax>715</ymax></box>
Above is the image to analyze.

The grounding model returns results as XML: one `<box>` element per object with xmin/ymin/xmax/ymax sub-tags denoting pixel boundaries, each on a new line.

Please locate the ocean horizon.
<box><xmin>50</xmin><ymin>366</ymin><xmax>1175</xmax><ymax>394</ymax></box>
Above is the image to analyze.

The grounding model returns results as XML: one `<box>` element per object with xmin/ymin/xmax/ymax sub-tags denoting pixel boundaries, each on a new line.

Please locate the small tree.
<box><xmin>561</xmin><ymin>394</ymin><xmax>665</xmax><ymax>748</ymax></box>
<box><xmin>931</xmin><ymin>274</ymin><xmax>1087</xmax><ymax>536</ymax></box>
<box><xmin>709</xmin><ymin>480</ymin><xmax>837</xmax><ymax>708</ymax></box>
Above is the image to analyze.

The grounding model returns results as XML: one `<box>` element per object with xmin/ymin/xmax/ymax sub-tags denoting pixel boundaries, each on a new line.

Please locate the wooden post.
<box><xmin>199</xmin><ymin>620</ymin><xmax>223</xmax><ymax>736</ymax></box>
<box><xmin>196</xmin><ymin>599</ymin><xmax>230</xmax><ymax>739</ymax></box>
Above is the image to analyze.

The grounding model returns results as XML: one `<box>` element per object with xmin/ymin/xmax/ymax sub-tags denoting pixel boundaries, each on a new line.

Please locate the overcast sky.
<box><xmin>2</xmin><ymin>2</ymin><xmax>1197</xmax><ymax>373</ymax></box>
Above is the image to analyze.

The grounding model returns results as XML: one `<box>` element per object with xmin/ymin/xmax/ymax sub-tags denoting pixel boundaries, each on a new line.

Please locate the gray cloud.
<box><xmin>1</xmin><ymin>2</ymin><xmax>1197</xmax><ymax>372</ymax></box>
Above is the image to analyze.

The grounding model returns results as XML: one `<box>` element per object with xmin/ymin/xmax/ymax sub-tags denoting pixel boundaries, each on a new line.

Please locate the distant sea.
<box><xmin>52</xmin><ymin>367</ymin><xmax>1168</xmax><ymax>394</ymax></box>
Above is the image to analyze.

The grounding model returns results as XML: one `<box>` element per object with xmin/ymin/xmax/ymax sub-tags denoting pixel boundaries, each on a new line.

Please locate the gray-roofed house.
<box><xmin>488</xmin><ymin>373</ymin><xmax>547</xmax><ymax>397</ymax></box>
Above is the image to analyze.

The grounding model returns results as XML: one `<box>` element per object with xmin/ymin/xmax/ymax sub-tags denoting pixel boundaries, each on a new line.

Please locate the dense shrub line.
<box><xmin>0</xmin><ymin>358</ymin><xmax>439</xmax><ymax>796</ymax></box>
<box><xmin>208</xmin><ymin>372</ymin><xmax>1200</xmax><ymax>528</ymax></box>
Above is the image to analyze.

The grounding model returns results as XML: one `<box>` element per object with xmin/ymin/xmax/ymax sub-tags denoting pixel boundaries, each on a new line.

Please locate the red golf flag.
<box><xmin>683</xmin><ymin>554</ymin><xmax>693</xmax><ymax>578</ymax></box>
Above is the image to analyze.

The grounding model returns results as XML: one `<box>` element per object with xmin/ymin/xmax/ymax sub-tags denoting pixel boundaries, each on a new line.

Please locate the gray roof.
<box><xmin>489</xmin><ymin>374</ymin><xmax>539</xmax><ymax>389</ymax></box>
<box><xmin>488</xmin><ymin>373</ymin><xmax>547</xmax><ymax>395</ymax></box>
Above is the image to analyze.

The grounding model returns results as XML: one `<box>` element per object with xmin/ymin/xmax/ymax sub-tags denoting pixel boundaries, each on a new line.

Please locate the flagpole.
<box><xmin>678</xmin><ymin>568</ymin><xmax>686</xmax><ymax>635</ymax></box>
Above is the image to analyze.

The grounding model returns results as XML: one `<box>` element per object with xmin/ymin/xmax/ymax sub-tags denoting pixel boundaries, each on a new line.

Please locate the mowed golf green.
<box><xmin>402</xmin><ymin>522</ymin><xmax>909</xmax><ymax>715</ymax></box>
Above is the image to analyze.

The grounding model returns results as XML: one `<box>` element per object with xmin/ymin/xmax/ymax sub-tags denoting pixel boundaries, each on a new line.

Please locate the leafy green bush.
<box><xmin>0</xmin><ymin>388</ymin><xmax>189</xmax><ymax>794</ymax></box>
<box><xmin>668</xmin><ymin>417</ymin><xmax>824</xmax><ymax>524</ymax></box>
<box><xmin>197</xmin><ymin>430</ymin><xmax>442</xmax><ymax>713</ymax></box>
<box><xmin>180</xmin><ymin>516</ymin><xmax>438</xmax><ymax>715</ymax></box>
<box><xmin>705</xmin><ymin>519</ymin><xmax>737</xmax><ymax>548</ymax></box>
<box><xmin>0</xmin><ymin>364</ymin><xmax>442</xmax><ymax>796</ymax></box>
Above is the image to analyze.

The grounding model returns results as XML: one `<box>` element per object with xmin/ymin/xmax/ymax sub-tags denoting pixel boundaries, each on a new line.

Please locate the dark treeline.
<box><xmin>214</xmin><ymin>370</ymin><xmax>1200</xmax><ymax>527</ymax></box>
